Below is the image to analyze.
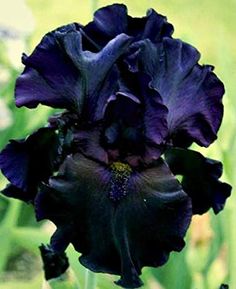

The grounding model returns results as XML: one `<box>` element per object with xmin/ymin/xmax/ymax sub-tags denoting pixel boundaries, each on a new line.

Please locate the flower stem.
<box><xmin>0</xmin><ymin>199</ymin><xmax>21</xmax><ymax>272</ymax></box>
<box><xmin>84</xmin><ymin>269</ymin><xmax>96</xmax><ymax>289</ymax></box>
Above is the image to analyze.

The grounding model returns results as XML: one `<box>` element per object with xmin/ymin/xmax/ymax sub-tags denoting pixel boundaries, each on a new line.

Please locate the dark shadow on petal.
<box><xmin>103</xmin><ymin>70</ymin><xmax>168</xmax><ymax>163</ymax></box>
<box><xmin>72</xmin><ymin>125</ymin><xmax>108</xmax><ymax>164</ymax></box>
<box><xmin>118</xmin><ymin>70</ymin><xmax>168</xmax><ymax>146</ymax></box>
<box><xmin>35</xmin><ymin>184</ymin><xmax>70</xmax><ymax>223</ymax></box>
<box><xmin>165</xmin><ymin>148</ymin><xmax>232</xmax><ymax>214</ymax></box>
<box><xmin>103</xmin><ymin>92</ymin><xmax>144</xmax><ymax>157</ymax></box>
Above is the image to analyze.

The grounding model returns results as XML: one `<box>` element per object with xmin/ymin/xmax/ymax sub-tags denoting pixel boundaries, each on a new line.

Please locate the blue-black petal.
<box><xmin>165</xmin><ymin>148</ymin><xmax>231</xmax><ymax>214</ymax></box>
<box><xmin>39</xmin><ymin>244</ymin><xmax>69</xmax><ymax>280</ymax></box>
<box><xmin>61</xmin><ymin>31</ymin><xmax>132</xmax><ymax>120</ymax></box>
<box><xmin>134</xmin><ymin>38</ymin><xmax>224</xmax><ymax>147</ymax></box>
<box><xmin>83</xmin><ymin>4</ymin><xmax>173</xmax><ymax>50</ymax></box>
<box><xmin>35</xmin><ymin>153</ymin><xmax>192</xmax><ymax>288</ymax></box>
<box><xmin>103</xmin><ymin>71</ymin><xmax>168</xmax><ymax>163</ymax></box>
<box><xmin>15</xmin><ymin>23</ymin><xmax>131</xmax><ymax>121</ymax></box>
<box><xmin>0</xmin><ymin>127</ymin><xmax>59</xmax><ymax>202</ymax></box>
<box><xmin>15</xmin><ymin>24</ymin><xmax>81</xmax><ymax>110</ymax></box>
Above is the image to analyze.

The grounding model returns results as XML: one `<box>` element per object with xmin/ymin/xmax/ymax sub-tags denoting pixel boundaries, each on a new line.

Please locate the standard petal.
<box><xmin>83</xmin><ymin>4</ymin><xmax>128</xmax><ymax>48</ymax></box>
<box><xmin>83</xmin><ymin>4</ymin><xmax>173</xmax><ymax>49</ymax></box>
<box><xmin>137</xmin><ymin>73</ymin><xmax>168</xmax><ymax>145</ymax></box>
<box><xmin>136</xmin><ymin>38</ymin><xmax>224</xmax><ymax>147</ymax></box>
<box><xmin>140</xmin><ymin>9</ymin><xmax>174</xmax><ymax>42</ymax></box>
<box><xmin>103</xmin><ymin>93</ymin><xmax>143</xmax><ymax>153</ymax></box>
<box><xmin>0</xmin><ymin>127</ymin><xmax>59</xmax><ymax>202</ymax></box>
<box><xmin>34</xmin><ymin>154</ymin><xmax>191</xmax><ymax>288</ymax></box>
<box><xmin>104</xmin><ymin>71</ymin><xmax>168</xmax><ymax>153</ymax></box>
<box><xmin>165</xmin><ymin>148</ymin><xmax>232</xmax><ymax>214</ymax></box>
<box><xmin>15</xmin><ymin>24</ymin><xmax>81</xmax><ymax>111</ymax></box>
<box><xmin>61</xmin><ymin>31</ymin><xmax>132</xmax><ymax>120</ymax></box>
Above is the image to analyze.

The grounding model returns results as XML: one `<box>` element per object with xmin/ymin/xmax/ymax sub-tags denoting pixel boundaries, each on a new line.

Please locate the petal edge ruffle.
<box><xmin>165</xmin><ymin>148</ymin><xmax>231</xmax><ymax>214</ymax></box>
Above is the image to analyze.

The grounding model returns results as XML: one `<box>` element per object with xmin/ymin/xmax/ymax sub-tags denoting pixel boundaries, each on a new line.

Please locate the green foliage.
<box><xmin>0</xmin><ymin>0</ymin><xmax>235</xmax><ymax>289</ymax></box>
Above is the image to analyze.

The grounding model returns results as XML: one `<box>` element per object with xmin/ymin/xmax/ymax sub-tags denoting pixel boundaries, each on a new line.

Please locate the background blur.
<box><xmin>0</xmin><ymin>0</ymin><xmax>235</xmax><ymax>288</ymax></box>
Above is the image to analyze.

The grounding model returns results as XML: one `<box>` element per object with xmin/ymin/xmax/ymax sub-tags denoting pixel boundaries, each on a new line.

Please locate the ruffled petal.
<box><xmin>135</xmin><ymin>38</ymin><xmax>224</xmax><ymax>147</ymax></box>
<box><xmin>106</xmin><ymin>72</ymin><xmax>168</xmax><ymax>165</ymax></box>
<box><xmin>16</xmin><ymin>24</ymin><xmax>131</xmax><ymax>119</ymax></box>
<box><xmin>0</xmin><ymin>127</ymin><xmax>59</xmax><ymax>202</ymax></box>
<box><xmin>35</xmin><ymin>153</ymin><xmax>192</xmax><ymax>288</ymax></box>
<box><xmin>15</xmin><ymin>24</ymin><xmax>81</xmax><ymax>110</ymax></box>
<box><xmin>137</xmin><ymin>73</ymin><xmax>168</xmax><ymax>146</ymax></box>
<box><xmin>113</xmin><ymin>159</ymin><xmax>192</xmax><ymax>288</ymax></box>
<box><xmin>103</xmin><ymin>71</ymin><xmax>168</xmax><ymax>160</ymax></box>
<box><xmin>165</xmin><ymin>148</ymin><xmax>231</xmax><ymax>214</ymax></box>
<box><xmin>103</xmin><ymin>93</ymin><xmax>143</xmax><ymax>153</ymax></box>
<box><xmin>61</xmin><ymin>31</ymin><xmax>132</xmax><ymax>120</ymax></box>
<box><xmin>140</xmin><ymin>8</ymin><xmax>174</xmax><ymax>42</ymax></box>
<box><xmin>83</xmin><ymin>4</ymin><xmax>173</xmax><ymax>49</ymax></box>
<box><xmin>83</xmin><ymin>4</ymin><xmax>128</xmax><ymax>48</ymax></box>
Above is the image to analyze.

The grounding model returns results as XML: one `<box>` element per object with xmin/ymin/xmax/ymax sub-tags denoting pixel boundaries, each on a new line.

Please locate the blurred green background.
<box><xmin>0</xmin><ymin>0</ymin><xmax>235</xmax><ymax>288</ymax></box>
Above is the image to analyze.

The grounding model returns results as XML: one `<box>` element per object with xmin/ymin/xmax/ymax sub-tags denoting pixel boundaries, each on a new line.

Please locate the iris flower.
<box><xmin>0</xmin><ymin>4</ymin><xmax>231</xmax><ymax>288</ymax></box>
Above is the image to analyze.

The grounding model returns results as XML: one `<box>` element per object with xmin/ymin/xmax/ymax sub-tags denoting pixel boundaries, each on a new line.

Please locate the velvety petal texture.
<box><xmin>36</xmin><ymin>153</ymin><xmax>191</xmax><ymax>288</ymax></box>
<box><xmin>0</xmin><ymin>4</ymin><xmax>231</xmax><ymax>289</ymax></box>
<box><xmin>103</xmin><ymin>71</ymin><xmax>168</xmax><ymax>164</ymax></box>
<box><xmin>135</xmin><ymin>38</ymin><xmax>224</xmax><ymax>147</ymax></box>
<box><xmin>165</xmin><ymin>148</ymin><xmax>231</xmax><ymax>214</ymax></box>
<box><xmin>16</xmin><ymin>23</ymin><xmax>132</xmax><ymax>120</ymax></box>
<box><xmin>15</xmin><ymin>24</ymin><xmax>81</xmax><ymax>110</ymax></box>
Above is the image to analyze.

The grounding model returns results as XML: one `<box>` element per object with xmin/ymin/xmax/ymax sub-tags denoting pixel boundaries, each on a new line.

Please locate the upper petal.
<box><xmin>103</xmin><ymin>71</ymin><xmax>168</xmax><ymax>162</ymax></box>
<box><xmin>61</xmin><ymin>31</ymin><xmax>132</xmax><ymax>120</ymax></box>
<box><xmin>83</xmin><ymin>4</ymin><xmax>128</xmax><ymax>48</ymax></box>
<box><xmin>165</xmin><ymin>148</ymin><xmax>232</xmax><ymax>214</ymax></box>
<box><xmin>140</xmin><ymin>8</ymin><xmax>174</xmax><ymax>42</ymax></box>
<box><xmin>83</xmin><ymin>4</ymin><xmax>173</xmax><ymax>49</ymax></box>
<box><xmin>15</xmin><ymin>24</ymin><xmax>81</xmax><ymax>111</ymax></box>
<box><xmin>135</xmin><ymin>38</ymin><xmax>225</xmax><ymax>147</ymax></box>
<box><xmin>15</xmin><ymin>24</ymin><xmax>132</xmax><ymax>120</ymax></box>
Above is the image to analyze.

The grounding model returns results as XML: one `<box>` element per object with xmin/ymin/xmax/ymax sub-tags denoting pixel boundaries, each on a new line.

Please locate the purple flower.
<box><xmin>0</xmin><ymin>4</ymin><xmax>231</xmax><ymax>288</ymax></box>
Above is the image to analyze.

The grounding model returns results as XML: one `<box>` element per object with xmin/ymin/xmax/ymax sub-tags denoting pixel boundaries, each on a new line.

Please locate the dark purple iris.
<box><xmin>0</xmin><ymin>4</ymin><xmax>232</xmax><ymax>288</ymax></box>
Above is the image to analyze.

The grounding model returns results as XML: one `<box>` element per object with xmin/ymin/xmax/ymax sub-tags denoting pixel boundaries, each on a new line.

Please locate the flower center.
<box><xmin>109</xmin><ymin>162</ymin><xmax>132</xmax><ymax>202</ymax></box>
